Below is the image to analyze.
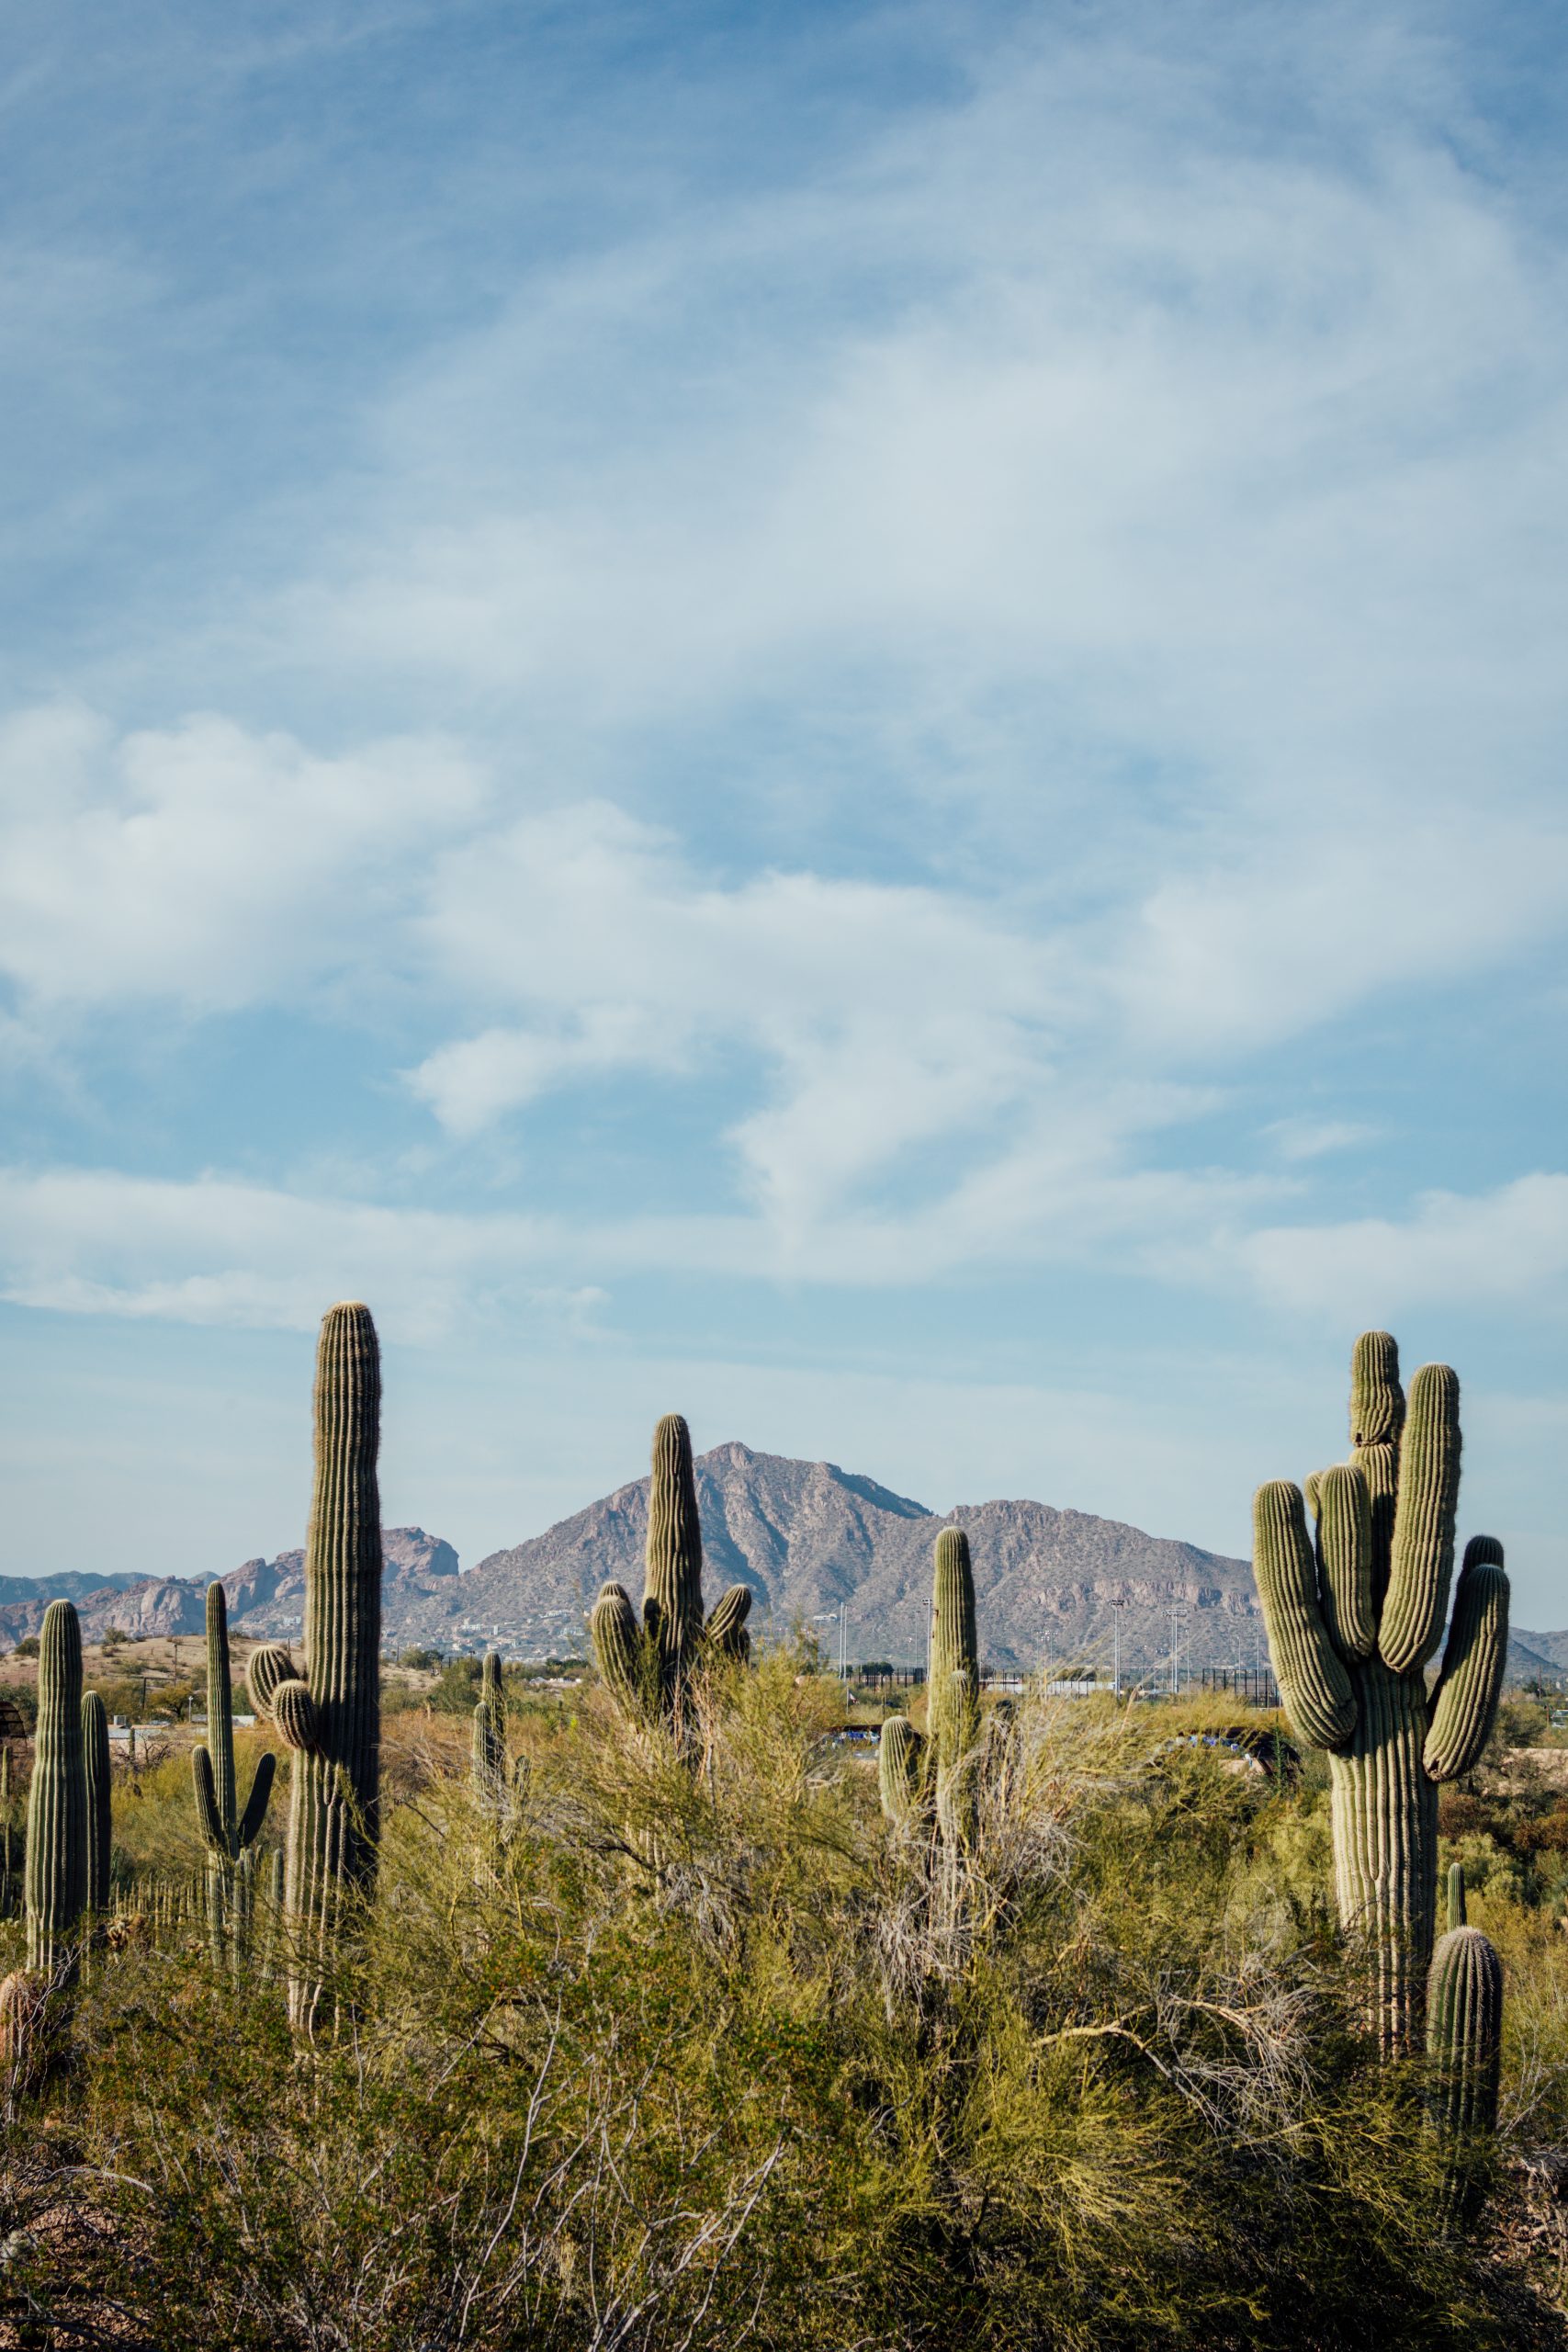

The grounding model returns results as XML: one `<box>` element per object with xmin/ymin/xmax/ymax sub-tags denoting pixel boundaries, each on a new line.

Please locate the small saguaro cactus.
<box><xmin>24</xmin><ymin>1601</ymin><xmax>88</xmax><ymax>1982</ymax></box>
<box><xmin>1253</xmin><ymin>1332</ymin><xmax>1509</xmax><ymax>2055</ymax></box>
<box><xmin>244</xmin><ymin>1302</ymin><xmax>383</xmax><ymax>2034</ymax></box>
<box><xmin>877</xmin><ymin>1713</ymin><xmax>927</xmax><ymax>1828</ymax></box>
<box><xmin>1427</xmin><ymin>1905</ymin><xmax>1504</xmax><ymax>2222</ymax></box>
<box><xmin>82</xmin><ymin>1690</ymin><xmax>111</xmax><ymax>1917</ymax></box>
<box><xmin>471</xmin><ymin>1654</ymin><xmax>505</xmax><ymax>1797</ymax></box>
<box><xmin>192</xmin><ymin>1581</ymin><xmax>276</xmax><ymax>1960</ymax></box>
<box><xmin>591</xmin><ymin>1415</ymin><xmax>754</xmax><ymax>1739</ymax></box>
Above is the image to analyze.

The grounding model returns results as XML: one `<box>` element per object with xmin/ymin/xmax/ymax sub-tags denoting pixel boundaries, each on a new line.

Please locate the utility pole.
<box><xmin>1111</xmin><ymin>1597</ymin><xmax>1125</xmax><ymax>1701</ymax></box>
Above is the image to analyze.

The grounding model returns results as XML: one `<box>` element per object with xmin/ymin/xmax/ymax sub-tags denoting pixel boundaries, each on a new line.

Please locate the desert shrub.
<box><xmin>0</xmin><ymin>1658</ymin><xmax>1561</xmax><ymax>2349</ymax></box>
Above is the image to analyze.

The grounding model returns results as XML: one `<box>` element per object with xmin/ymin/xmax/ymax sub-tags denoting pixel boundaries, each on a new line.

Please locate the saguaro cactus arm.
<box><xmin>1424</xmin><ymin>1541</ymin><xmax>1509</xmax><ymax>1784</ymax></box>
<box><xmin>1314</xmin><ymin>1464</ymin><xmax>1376</xmax><ymax>1663</ymax></box>
<box><xmin>1380</xmin><ymin>1363</ymin><xmax>1461</xmax><ymax>1674</ymax></box>
<box><xmin>1252</xmin><ymin>1482</ymin><xmax>1357</xmax><ymax>1750</ymax></box>
<box><xmin>192</xmin><ymin>1747</ymin><xmax>226</xmax><ymax>1851</ymax></box>
<box><xmin>878</xmin><ymin>1715</ymin><xmax>926</xmax><ymax>1826</ymax></box>
<box><xmin>246</xmin><ymin>1644</ymin><xmax>298</xmax><ymax>1719</ymax></box>
<box><xmin>591</xmin><ymin>1583</ymin><xmax>645</xmax><ymax>1716</ymax></box>
<box><xmin>237</xmin><ymin>1752</ymin><xmax>277</xmax><ymax>1849</ymax></box>
<box><xmin>704</xmin><ymin>1583</ymin><xmax>752</xmax><ymax>1663</ymax></box>
<box><xmin>273</xmin><ymin>1680</ymin><xmax>320</xmax><ymax>1753</ymax></box>
<box><xmin>82</xmin><ymin>1691</ymin><xmax>111</xmax><ymax>1914</ymax></box>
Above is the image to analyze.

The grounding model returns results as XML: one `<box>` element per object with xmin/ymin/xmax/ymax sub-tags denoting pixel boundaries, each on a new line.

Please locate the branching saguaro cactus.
<box><xmin>82</xmin><ymin>1690</ymin><xmax>111</xmax><ymax>1917</ymax></box>
<box><xmin>192</xmin><ymin>1582</ymin><xmax>276</xmax><ymax>1962</ymax></box>
<box><xmin>244</xmin><ymin>1302</ymin><xmax>382</xmax><ymax>2033</ymax></box>
<box><xmin>1427</xmin><ymin>1905</ymin><xmax>1503</xmax><ymax>2222</ymax></box>
<box><xmin>591</xmin><ymin>1415</ymin><xmax>753</xmax><ymax>1740</ymax></box>
<box><xmin>1254</xmin><ymin>1331</ymin><xmax>1509</xmax><ymax>2054</ymax></box>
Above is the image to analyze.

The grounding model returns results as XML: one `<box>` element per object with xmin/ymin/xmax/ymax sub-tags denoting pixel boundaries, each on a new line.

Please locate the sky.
<box><xmin>1</xmin><ymin>0</ymin><xmax>1565</xmax><ymax>1625</ymax></box>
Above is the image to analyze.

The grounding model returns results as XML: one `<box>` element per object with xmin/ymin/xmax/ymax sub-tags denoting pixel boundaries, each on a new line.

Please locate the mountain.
<box><xmin>0</xmin><ymin>1531</ymin><xmax>457</xmax><ymax>1648</ymax></box>
<box><xmin>389</xmin><ymin>1442</ymin><xmax>1263</xmax><ymax>1674</ymax></box>
<box><xmin>218</xmin><ymin>1528</ymin><xmax>459</xmax><ymax>1639</ymax></box>
<box><xmin>0</xmin><ymin>1452</ymin><xmax>1554</xmax><ymax>1688</ymax></box>
<box><xmin>1513</xmin><ymin>1630</ymin><xmax>1568</xmax><ymax>1675</ymax></box>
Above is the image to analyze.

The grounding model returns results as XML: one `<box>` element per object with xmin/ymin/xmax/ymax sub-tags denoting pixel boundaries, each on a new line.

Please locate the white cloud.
<box><xmin>410</xmin><ymin>800</ymin><xmax>1062</xmax><ymax>1226</ymax></box>
<box><xmin>0</xmin><ymin>1165</ymin><xmax>559</xmax><ymax>1342</ymax></box>
<box><xmin>1265</xmin><ymin>1118</ymin><xmax>1376</xmax><ymax>1163</ymax></box>
<box><xmin>0</xmin><ymin>705</ymin><xmax>480</xmax><ymax>1011</ymax></box>
<box><xmin>1239</xmin><ymin>1173</ymin><xmax>1568</xmax><ymax>1318</ymax></box>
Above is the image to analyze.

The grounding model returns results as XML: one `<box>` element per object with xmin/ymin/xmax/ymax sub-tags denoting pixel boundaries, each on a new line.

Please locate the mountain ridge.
<box><xmin>0</xmin><ymin>1444</ymin><xmax>1555</xmax><ymax>1683</ymax></box>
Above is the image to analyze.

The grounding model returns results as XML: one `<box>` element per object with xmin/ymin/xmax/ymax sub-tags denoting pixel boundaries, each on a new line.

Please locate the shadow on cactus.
<box><xmin>590</xmin><ymin>1414</ymin><xmax>753</xmax><ymax>1743</ymax></box>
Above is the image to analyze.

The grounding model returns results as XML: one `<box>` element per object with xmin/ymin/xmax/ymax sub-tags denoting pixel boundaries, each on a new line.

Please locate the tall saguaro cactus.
<box><xmin>1253</xmin><ymin>1333</ymin><xmax>1509</xmax><ymax>2054</ymax></box>
<box><xmin>24</xmin><ymin>1601</ymin><xmax>88</xmax><ymax>1980</ymax></box>
<box><xmin>591</xmin><ymin>1415</ymin><xmax>754</xmax><ymax>1739</ymax></box>
<box><xmin>928</xmin><ymin>1527</ymin><xmax>979</xmax><ymax>1775</ymax></box>
<box><xmin>245</xmin><ymin>1303</ymin><xmax>382</xmax><ymax>2033</ymax></box>
<box><xmin>192</xmin><ymin>1581</ymin><xmax>276</xmax><ymax>1959</ymax></box>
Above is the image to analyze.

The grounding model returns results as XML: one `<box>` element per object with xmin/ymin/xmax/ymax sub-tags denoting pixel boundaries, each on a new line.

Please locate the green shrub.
<box><xmin>0</xmin><ymin>1656</ymin><xmax>1561</xmax><ymax>2348</ymax></box>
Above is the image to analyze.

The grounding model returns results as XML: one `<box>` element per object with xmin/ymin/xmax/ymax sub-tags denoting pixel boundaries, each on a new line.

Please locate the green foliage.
<box><xmin>1254</xmin><ymin>1332</ymin><xmax>1509</xmax><ymax>2056</ymax></box>
<box><xmin>3</xmin><ymin>1662</ymin><xmax>1561</xmax><ymax>2348</ymax></box>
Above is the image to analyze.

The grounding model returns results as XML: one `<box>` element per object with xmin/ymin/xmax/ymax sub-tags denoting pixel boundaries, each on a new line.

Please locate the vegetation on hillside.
<box><xmin>0</xmin><ymin>1659</ymin><xmax>1562</xmax><ymax>2348</ymax></box>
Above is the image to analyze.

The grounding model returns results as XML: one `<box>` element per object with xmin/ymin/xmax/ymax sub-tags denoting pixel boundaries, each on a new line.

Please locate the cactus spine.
<box><xmin>82</xmin><ymin>1690</ymin><xmax>111</xmax><ymax>1917</ymax></box>
<box><xmin>192</xmin><ymin>1581</ymin><xmax>276</xmax><ymax>1963</ymax></box>
<box><xmin>1254</xmin><ymin>1334</ymin><xmax>1509</xmax><ymax>2054</ymax></box>
<box><xmin>245</xmin><ymin>1303</ymin><xmax>383</xmax><ymax>2032</ymax></box>
<box><xmin>591</xmin><ymin>1415</ymin><xmax>753</xmax><ymax>1741</ymax></box>
<box><xmin>24</xmin><ymin>1601</ymin><xmax>87</xmax><ymax>1982</ymax></box>
<box><xmin>1426</xmin><ymin>1917</ymin><xmax>1503</xmax><ymax>2220</ymax></box>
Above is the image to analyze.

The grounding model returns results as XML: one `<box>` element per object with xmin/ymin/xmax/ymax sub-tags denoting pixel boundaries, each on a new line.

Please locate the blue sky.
<box><xmin>2</xmin><ymin>0</ymin><xmax>1566</xmax><ymax>1623</ymax></box>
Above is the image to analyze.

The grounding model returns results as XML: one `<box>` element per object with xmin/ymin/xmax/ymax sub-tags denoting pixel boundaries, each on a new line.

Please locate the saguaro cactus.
<box><xmin>471</xmin><ymin>1654</ymin><xmax>505</xmax><ymax>1797</ymax></box>
<box><xmin>878</xmin><ymin>1714</ymin><xmax>927</xmax><ymax>1827</ymax></box>
<box><xmin>928</xmin><ymin>1528</ymin><xmax>979</xmax><ymax>1775</ymax></box>
<box><xmin>591</xmin><ymin>1415</ymin><xmax>754</xmax><ymax>1739</ymax></box>
<box><xmin>25</xmin><ymin>1601</ymin><xmax>87</xmax><ymax>1982</ymax></box>
<box><xmin>82</xmin><ymin>1691</ymin><xmax>111</xmax><ymax>1917</ymax></box>
<box><xmin>192</xmin><ymin>1582</ymin><xmax>276</xmax><ymax>1960</ymax></box>
<box><xmin>1253</xmin><ymin>1333</ymin><xmax>1509</xmax><ymax>2054</ymax></box>
<box><xmin>245</xmin><ymin>1302</ymin><xmax>382</xmax><ymax>2033</ymax></box>
<box><xmin>1427</xmin><ymin>1917</ymin><xmax>1503</xmax><ymax>2220</ymax></box>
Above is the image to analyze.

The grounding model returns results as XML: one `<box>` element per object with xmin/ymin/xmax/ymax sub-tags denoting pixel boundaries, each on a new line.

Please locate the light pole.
<box><xmin>1111</xmin><ymin>1597</ymin><xmax>1126</xmax><ymax>1701</ymax></box>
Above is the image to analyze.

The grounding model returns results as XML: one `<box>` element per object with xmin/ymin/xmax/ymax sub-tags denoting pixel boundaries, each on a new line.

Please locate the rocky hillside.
<box><xmin>0</xmin><ymin>1445</ymin><xmax>1557</xmax><ymax>1684</ymax></box>
<box><xmin>390</xmin><ymin>1442</ymin><xmax>1263</xmax><ymax>1675</ymax></box>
